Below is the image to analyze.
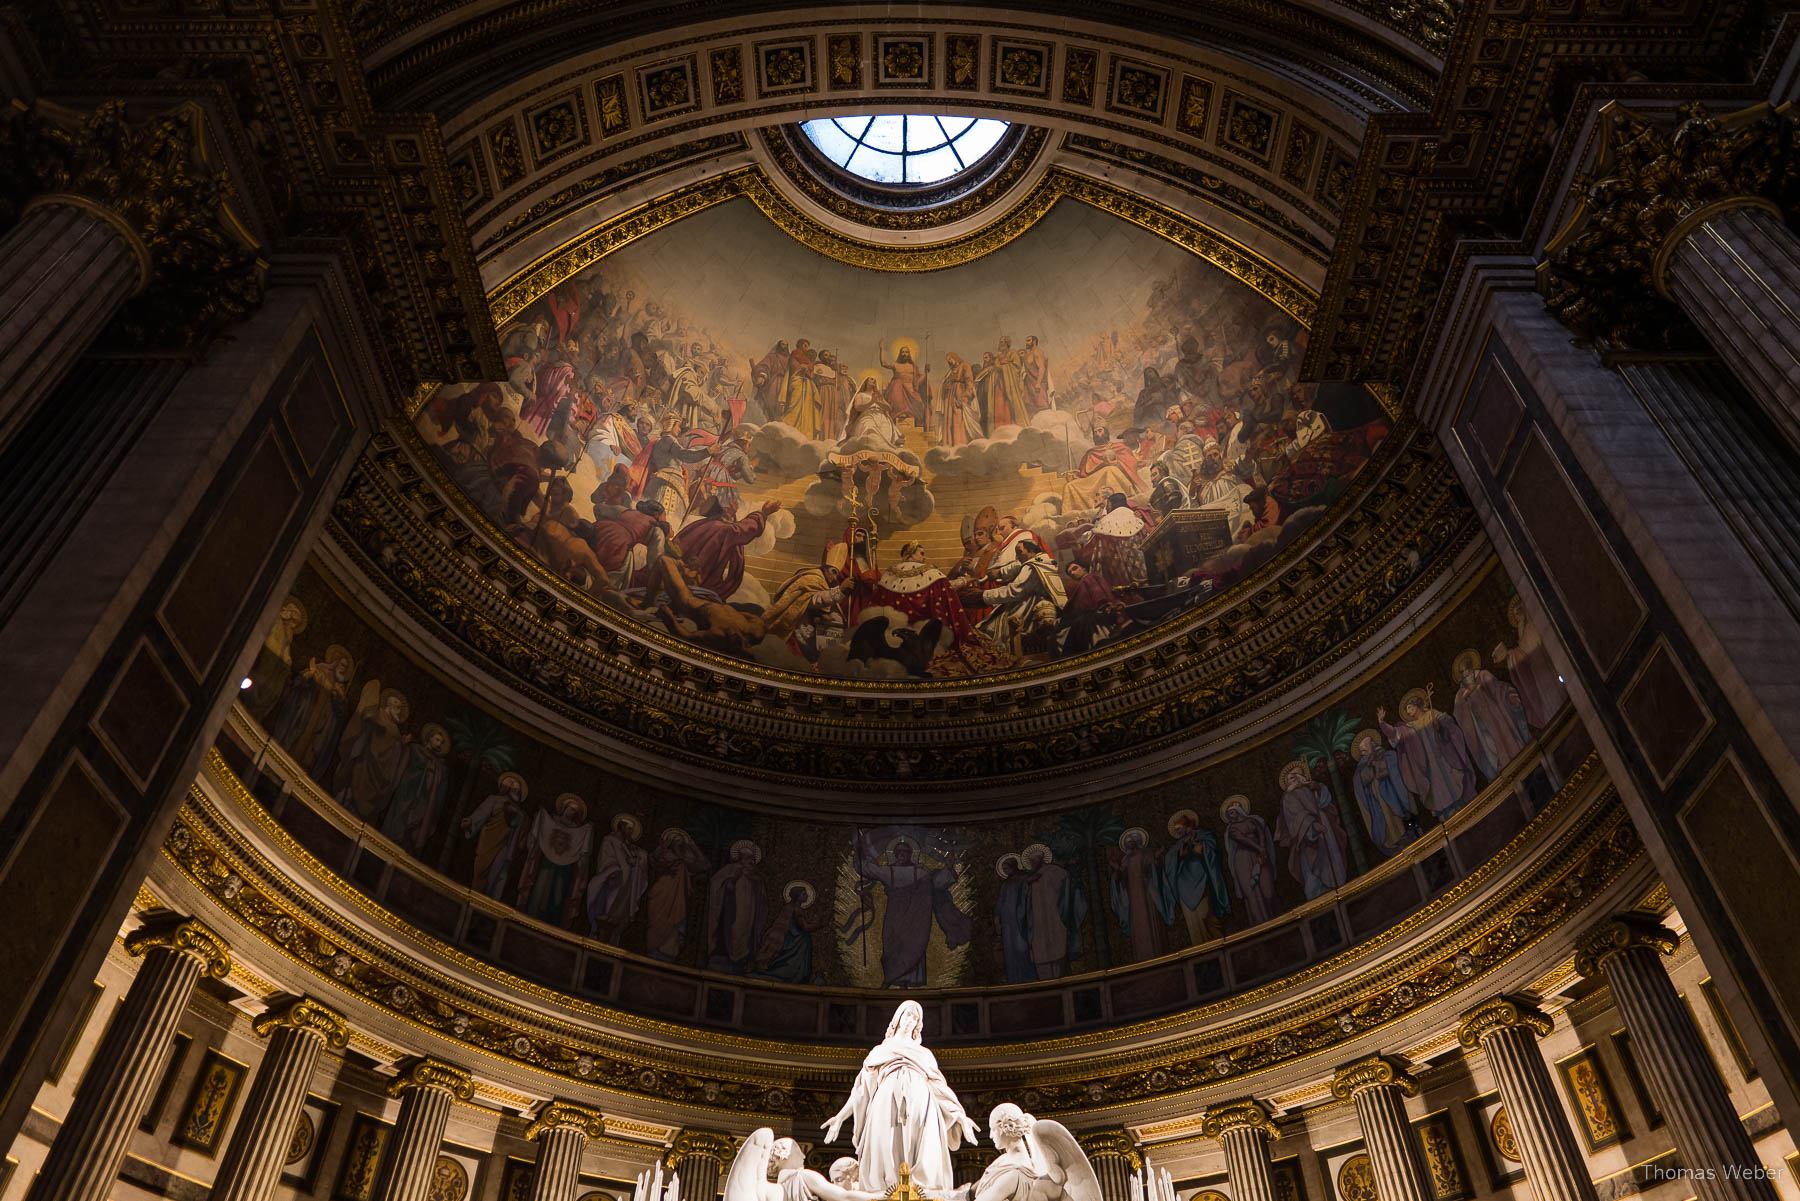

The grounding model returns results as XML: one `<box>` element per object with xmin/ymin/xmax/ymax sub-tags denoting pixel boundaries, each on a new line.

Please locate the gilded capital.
<box><xmin>125</xmin><ymin>913</ymin><xmax>231</xmax><ymax>978</ymax></box>
<box><xmin>253</xmin><ymin>995</ymin><xmax>350</xmax><ymax>1048</ymax></box>
<box><xmin>527</xmin><ymin>1100</ymin><xmax>605</xmax><ymax>1142</ymax></box>
<box><xmin>1200</xmin><ymin>1099</ymin><xmax>1279</xmax><ymax>1142</ymax></box>
<box><xmin>1573</xmin><ymin>915</ymin><xmax>1680</xmax><ymax>978</ymax></box>
<box><xmin>1330</xmin><ymin>1054</ymin><xmax>1421</xmax><ymax>1100</ymax></box>
<box><xmin>1456</xmin><ymin>996</ymin><xmax>1554</xmax><ymax>1049</ymax></box>
<box><xmin>668</xmin><ymin>1129</ymin><xmax>738</xmax><ymax>1164</ymax></box>
<box><xmin>1542</xmin><ymin>100</ymin><xmax>1800</xmax><ymax>349</ymax></box>
<box><xmin>388</xmin><ymin>1056</ymin><xmax>475</xmax><ymax>1101</ymax></box>
<box><xmin>1076</xmin><ymin>1130</ymin><xmax>1143</xmax><ymax>1169</ymax></box>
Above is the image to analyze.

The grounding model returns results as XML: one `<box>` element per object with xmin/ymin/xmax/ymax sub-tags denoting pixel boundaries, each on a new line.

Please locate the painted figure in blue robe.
<box><xmin>515</xmin><ymin>793</ymin><xmax>594</xmax><ymax>928</ymax></box>
<box><xmin>752</xmin><ymin>880</ymin><xmax>828</xmax><ymax>984</ymax></box>
<box><xmin>1018</xmin><ymin>843</ymin><xmax>1086</xmax><ymax>979</ymax></box>
<box><xmin>1160</xmin><ymin>809</ymin><xmax>1232</xmax><ymax>945</ymax></box>
<box><xmin>994</xmin><ymin>852</ymin><xmax>1035</xmax><ymax>983</ymax></box>
<box><xmin>1111</xmin><ymin>826</ymin><xmax>1175</xmax><ymax>962</ymax></box>
<box><xmin>1349</xmin><ymin>728</ymin><xmax>1419</xmax><ymax>856</ymax></box>
<box><xmin>380</xmin><ymin>722</ymin><xmax>450</xmax><ymax>856</ymax></box>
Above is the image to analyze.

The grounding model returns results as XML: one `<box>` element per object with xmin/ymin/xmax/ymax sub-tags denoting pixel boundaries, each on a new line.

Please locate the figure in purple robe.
<box><xmin>1221</xmin><ymin>796</ymin><xmax>1279</xmax><ymax>925</ymax></box>
<box><xmin>1379</xmin><ymin>685</ymin><xmax>1480</xmax><ymax>818</ymax></box>
<box><xmin>852</xmin><ymin>833</ymin><xmax>972</xmax><ymax>988</ymax></box>
<box><xmin>1493</xmin><ymin>595</ymin><xmax>1565</xmax><ymax>729</ymax></box>
<box><xmin>1273</xmin><ymin>761</ymin><xmax>1349</xmax><ymax>899</ymax></box>
<box><xmin>1452</xmin><ymin>648</ymin><xmax>1530</xmax><ymax>777</ymax></box>
<box><xmin>674</xmin><ymin>499</ymin><xmax>778</xmax><ymax>600</ymax></box>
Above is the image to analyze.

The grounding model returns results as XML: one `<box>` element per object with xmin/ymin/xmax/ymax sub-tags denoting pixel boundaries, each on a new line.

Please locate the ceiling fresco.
<box><xmin>418</xmin><ymin>198</ymin><xmax>1389</xmax><ymax>681</ymax></box>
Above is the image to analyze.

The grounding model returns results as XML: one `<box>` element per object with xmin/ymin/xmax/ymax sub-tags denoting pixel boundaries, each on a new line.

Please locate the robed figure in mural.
<box><xmin>1162</xmin><ymin>810</ymin><xmax>1230</xmax><ymax>945</ymax></box>
<box><xmin>586</xmin><ymin>813</ymin><xmax>651</xmax><ymax>942</ymax></box>
<box><xmin>1019</xmin><ymin>843</ymin><xmax>1084</xmax><ymax>980</ymax></box>
<box><xmin>1494</xmin><ymin>595</ymin><xmax>1564</xmax><ymax>730</ymax></box>
<box><xmin>380</xmin><ymin>722</ymin><xmax>451</xmax><ymax>856</ymax></box>
<box><xmin>1450</xmin><ymin>648</ymin><xmax>1530</xmax><ymax>777</ymax></box>
<box><xmin>854</xmin><ymin>834</ymin><xmax>973</xmax><ymax>989</ymax></box>
<box><xmin>1379</xmin><ymin>686</ymin><xmax>1479</xmax><ymax>818</ymax></box>
<box><xmin>645</xmin><ymin>827</ymin><xmax>710</xmax><ymax>961</ymax></box>
<box><xmin>332</xmin><ymin>683</ymin><xmax>412</xmax><ymax>823</ymax></box>
<box><xmin>822</xmin><ymin>1000</ymin><xmax>979</xmax><ymax>1195</ymax></box>
<box><xmin>462</xmin><ymin>771</ymin><xmax>527</xmax><ymax>900</ymax></box>
<box><xmin>1274</xmin><ymin>760</ymin><xmax>1349</xmax><ymax>899</ymax></box>
<box><xmin>1221</xmin><ymin>796</ymin><xmax>1279</xmax><ymax>925</ymax></box>
<box><xmin>878</xmin><ymin>340</ymin><xmax>931</xmax><ymax>427</ymax></box>
<box><xmin>1348</xmin><ymin>729</ymin><xmax>1417</xmax><ymax>856</ymax></box>
<box><xmin>517</xmin><ymin>793</ymin><xmax>594</xmax><ymax>927</ymax></box>
<box><xmin>1111</xmin><ymin>827</ymin><xmax>1174</xmax><ymax>962</ymax></box>
<box><xmin>994</xmin><ymin>853</ymin><xmax>1034</xmax><ymax>984</ymax></box>
<box><xmin>708</xmin><ymin>839</ymin><xmax>768</xmax><ymax>974</ymax></box>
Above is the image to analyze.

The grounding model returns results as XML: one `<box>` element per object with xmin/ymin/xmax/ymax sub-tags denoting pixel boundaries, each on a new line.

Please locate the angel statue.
<box><xmin>722</xmin><ymin>1131</ymin><xmax>880</xmax><ymax>1201</ymax></box>
<box><xmin>958</xmin><ymin>1104</ymin><xmax>1103</xmax><ymax>1201</ymax></box>
<box><xmin>823</xmin><ymin>1000</ymin><xmax>979</xmax><ymax>1195</ymax></box>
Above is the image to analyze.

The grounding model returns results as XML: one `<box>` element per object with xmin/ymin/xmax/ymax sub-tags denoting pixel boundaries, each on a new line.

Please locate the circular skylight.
<box><xmin>800</xmin><ymin>115</ymin><xmax>1011</xmax><ymax>185</ymax></box>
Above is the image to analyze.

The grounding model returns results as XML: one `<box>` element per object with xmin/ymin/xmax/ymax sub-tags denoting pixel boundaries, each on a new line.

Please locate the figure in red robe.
<box><xmin>675</xmin><ymin>499</ymin><xmax>780</xmax><ymax>600</ymax></box>
<box><xmin>588</xmin><ymin>500</ymin><xmax>669</xmax><ymax>581</ymax></box>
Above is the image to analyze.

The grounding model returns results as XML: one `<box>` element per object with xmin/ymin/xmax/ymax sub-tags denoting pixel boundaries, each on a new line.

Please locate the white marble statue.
<box><xmin>822</xmin><ymin>1000</ymin><xmax>979</xmax><ymax>1195</ymax></box>
<box><xmin>724</xmin><ymin>1133</ymin><xmax>880</xmax><ymax>1201</ymax></box>
<box><xmin>959</xmin><ymin>1105</ymin><xmax>1102</xmax><ymax>1201</ymax></box>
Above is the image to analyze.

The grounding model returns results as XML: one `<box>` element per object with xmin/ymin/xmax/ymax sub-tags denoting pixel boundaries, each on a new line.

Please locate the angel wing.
<box><xmin>1029</xmin><ymin>1120</ymin><xmax>1104</xmax><ymax>1201</ymax></box>
<box><xmin>722</xmin><ymin>1129</ymin><xmax>775</xmax><ymax>1201</ymax></box>
<box><xmin>355</xmin><ymin>677</ymin><xmax>382</xmax><ymax>715</ymax></box>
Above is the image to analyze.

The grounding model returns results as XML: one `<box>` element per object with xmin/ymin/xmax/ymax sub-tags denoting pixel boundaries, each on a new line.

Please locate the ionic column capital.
<box><xmin>1573</xmin><ymin>915</ymin><xmax>1680</xmax><ymax>978</ymax></box>
<box><xmin>124</xmin><ymin>912</ymin><xmax>231</xmax><ymax>978</ymax></box>
<box><xmin>388</xmin><ymin>1057</ymin><xmax>474</xmax><ymax>1101</ymax></box>
<box><xmin>668</xmin><ymin>1129</ymin><xmax>737</xmax><ymax>1164</ymax></box>
<box><xmin>253</xmin><ymin>995</ymin><xmax>350</xmax><ymax>1048</ymax></box>
<box><xmin>1457</xmin><ymin>996</ymin><xmax>1554</xmax><ymax>1048</ymax></box>
<box><xmin>527</xmin><ymin>1100</ymin><xmax>605</xmax><ymax>1142</ymax></box>
<box><xmin>1201</xmin><ymin>1099</ymin><xmax>1279</xmax><ymax>1141</ymax></box>
<box><xmin>1331</xmin><ymin>1053</ymin><xmax>1422</xmax><ymax>1100</ymax></box>
<box><xmin>1076</xmin><ymin>1129</ymin><xmax>1142</xmax><ymax>1169</ymax></box>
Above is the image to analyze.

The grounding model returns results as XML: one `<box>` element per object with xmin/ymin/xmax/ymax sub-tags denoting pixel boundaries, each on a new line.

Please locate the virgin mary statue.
<box><xmin>822</xmin><ymin>1000</ymin><xmax>977</xmax><ymax>1195</ymax></box>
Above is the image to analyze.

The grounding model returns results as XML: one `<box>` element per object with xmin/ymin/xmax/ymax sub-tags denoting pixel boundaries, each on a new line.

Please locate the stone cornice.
<box><xmin>1329</xmin><ymin>1053</ymin><xmax>1420</xmax><ymax>1100</ymax></box>
<box><xmin>1454</xmin><ymin>996</ymin><xmax>1554</xmax><ymax>1049</ymax></box>
<box><xmin>1572</xmin><ymin>914</ymin><xmax>1681</xmax><ymax>978</ymax></box>
<box><xmin>253</xmin><ymin>994</ymin><xmax>352</xmax><ymax>1048</ymax></box>
<box><xmin>125</xmin><ymin>913</ymin><xmax>232</xmax><ymax>978</ymax></box>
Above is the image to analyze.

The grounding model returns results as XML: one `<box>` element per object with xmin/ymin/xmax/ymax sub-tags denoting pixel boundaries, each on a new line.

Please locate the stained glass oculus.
<box><xmin>800</xmin><ymin>115</ymin><xmax>1010</xmax><ymax>184</ymax></box>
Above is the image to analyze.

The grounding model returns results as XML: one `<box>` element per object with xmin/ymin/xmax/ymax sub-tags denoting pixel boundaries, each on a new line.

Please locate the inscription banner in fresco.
<box><xmin>244</xmin><ymin>562</ymin><xmax>1565</xmax><ymax>989</ymax></box>
<box><xmin>417</xmin><ymin>201</ymin><xmax>1390</xmax><ymax>679</ymax></box>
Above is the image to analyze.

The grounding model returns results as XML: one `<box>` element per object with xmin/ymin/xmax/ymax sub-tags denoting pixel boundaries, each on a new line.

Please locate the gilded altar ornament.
<box><xmin>1199</xmin><ymin>1098</ymin><xmax>1279</xmax><ymax>1140</ymax></box>
<box><xmin>125</xmin><ymin>912</ymin><xmax>232</xmax><ymax>978</ymax></box>
<box><xmin>1329</xmin><ymin>1053</ymin><xmax>1421</xmax><ymax>1099</ymax></box>
<box><xmin>1454</xmin><ymin>996</ymin><xmax>1554</xmax><ymax>1048</ymax></box>
<box><xmin>389</xmin><ymin>1056</ymin><xmax>476</xmax><ymax>1100</ymax></box>
<box><xmin>1571</xmin><ymin>914</ymin><xmax>1680</xmax><ymax>978</ymax></box>
<box><xmin>1542</xmin><ymin>101</ymin><xmax>1800</xmax><ymax>350</ymax></box>
<box><xmin>253</xmin><ymin>994</ymin><xmax>351</xmax><ymax>1047</ymax></box>
<box><xmin>0</xmin><ymin>100</ymin><xmax>265</xmax><ymax>354</ymax></box>
<box><xmin>527</xmin><ymin>1100</ymin><xmax>605</xmax><ymax>1141</ymax></box>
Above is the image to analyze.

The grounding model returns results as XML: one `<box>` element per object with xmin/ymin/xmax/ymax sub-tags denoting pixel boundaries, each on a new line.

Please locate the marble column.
<box><xmin>372</xmin><ymin>1059</ymin><xmax>474</xmax><ymax>1201</ymax></box>
<box><xmin>1456</xmin><ymin>998</ymin><xmax>1596</xmax><ymax>1201</ymax></box>
<box><xmin>526</xmin><ymin>1101</ymin><xmax>605</xmax><ymax>1201</ymax></box>
<box><xmin>1576</xmin><ymin>916</ymin><xmax>1778</xmax><ymax>1201</ymax></box>
<box><xmin>1331</xmin><ymin>1055</ymin><xmax>1433</xmax><ymax>1201</ymax></box>
<box><xmin>27</xmin><ymin>914</ymin><xmax>230</xmax><ymax>1201</ymax></box>
<box><xmin>209</xmin><ymin>996</ymin><xmax>350</xmax><ymax>1201</ymax></box>
<box><xmin>1076</xmin><ymin>1131</ymin><xmax>1141</xmax><ymax>1201</ymax></box>
<box><xmin>0</xmin><ymin>195</ymin><xmax>149</xmax><ymax>451</ymax></box>
<box><xmin>1657</xmin><ymin>199</ymin><xmax>1800</xmax><ymax>452</ymax></box>
<box><xmin>669</xmin><ymin>1131</ymin><xmax>737</xmax><ymax>1201</ymax></box>
<box><xmin>1201</xmin><ymin>1100</ymin><xmax>1280</xmax><ymax>1201</ymax></box>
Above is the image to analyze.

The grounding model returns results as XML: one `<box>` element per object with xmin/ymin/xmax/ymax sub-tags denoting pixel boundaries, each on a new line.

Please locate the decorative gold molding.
<box><xmin>390</xmin><ymin>1056</ymin><xmax>476</xmax><ymax>1100</ymax></box>
<box><xmin>1329</xmin><ymin>1053</ymin><xmax>1420</xmax><ymax>1100</ymax></box>
<box><xmin>1571</xmin><ymin>914</ymin><xmax>1680</xmax><ymax>979</ymax></box>
<box><xmin>253</xmin><ymin>994</ymin><xmax>351</xmax><ymax>1048</ymax></box>
<box><xmin>527</xmin><ymin>1100</ymin><xmax>607</xmax><ymax>1141</ymax></box>
<box><xmin>1454</xmin><ymin>997</ymin><xmax>1554</xmax><ymax>1048</ymax></box>
<box><xmin>487</xmin><ymin>164</ymin><xmax>1315</xmax><ymax>328</ymax></box>
<box><xmin>1200</xmin><ymin>1099</ymin><xmax>1279</xmax><ymax>1141</ymax></box>
<box><xmin>125</xmin><ymin>913</ymin><xmax>231</xmax><ymax>978</ymax></box>
<box><xmin>668</xmin><ymin>1129</ymin><xmax>739</xmax><ymax>1163</ymax></box>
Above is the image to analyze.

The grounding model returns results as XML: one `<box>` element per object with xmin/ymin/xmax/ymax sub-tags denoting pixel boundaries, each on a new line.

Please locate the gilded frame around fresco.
<box><xmin>1553</xmin><ymin>1043</ymin><xmax>1632</xmax><ymax>1154</ymax></box>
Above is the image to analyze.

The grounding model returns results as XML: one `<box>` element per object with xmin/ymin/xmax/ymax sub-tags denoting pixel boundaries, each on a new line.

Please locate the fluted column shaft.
<box><xmin>1091</xmin><ymin>1155</ymin><xmax>1132</xmax><ymax>1201</ymax></box>
<box><xmin>28</xmin><ymin>918</ymin><xmax>229</xmax><ymax>1201</ymax></box>
<box><xmin>1203</xmin><ymin>1101</ymin><xmax>1279</xmax><ymax>1201</ymax></box>
<box><xmin>372</xmin><ymin>1061</ymin><xmax>472</xmax><ymax>1201</ymax></box>
<box><xmin>0</xmin><ymin>198</ymin><xmax>146</xmax><ymax>450</ymax></box>
<box><xmin>209</xmin><ymin>998</ymin><xmax>349</xmax><ymax>1201</ymax></box>
<box><xmin>526</xmin><ymin>1102</ymin><xmax>604</xmax><ymax>1201</ymax></box>
<box><xmin>1582</xmin><ymin>923</ymin><xmax>1777</xmax><ymax>1201</ymax></box>
<box><xmin>1460</xmin><ymin>1005</ymin><xmax>1597</xmax><ymax>1201</ymax></box>
<box><xmin>1661</xmin><ymin>201</ymin><xmax>1800</xmax><ymax>453</ymax></box>
<box><xmin>1351</xmin><ymin>1087</ymin><xmax>1433</xmax><ymax>1201</ymax></box>
<box><xmin>670</xmin><ymin>1131</ymin><xmax>734</xmax><ymax>1201</ymax></box>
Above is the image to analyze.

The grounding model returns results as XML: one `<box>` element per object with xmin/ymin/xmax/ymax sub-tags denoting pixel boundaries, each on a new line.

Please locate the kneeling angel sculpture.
<box><xmin>724</xmin><ymin>1131</ymin><xmax>885</xmax><ymax>1201</ymax></box>
<box><xmin>958</xmin><ymin>1105</ymin><xmax>1103</xmax><ymax>1201</ymax></box>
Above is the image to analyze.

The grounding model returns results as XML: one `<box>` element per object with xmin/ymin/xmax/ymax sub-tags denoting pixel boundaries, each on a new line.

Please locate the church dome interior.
<box><xmin>2</xmin><ymin>8</ymin><xmax>1800</xmax><ymax>1201</ymax></box>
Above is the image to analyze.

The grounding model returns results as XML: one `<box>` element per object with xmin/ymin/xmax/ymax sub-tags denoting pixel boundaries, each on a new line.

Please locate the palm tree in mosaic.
<box><xmin>436</xmin><ymin>711</ymin><xmax>517</xmax><ymax>874</ymax></box>
<box><xmin>1047</xmin><ymin>803</ymin><xmax>1125</xmax><ymax>969</ymax></box>
<box><xmin>1292</xmin><ymin>709</ymin><xmax>1374</xmax><ymax>876</ymax></box>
